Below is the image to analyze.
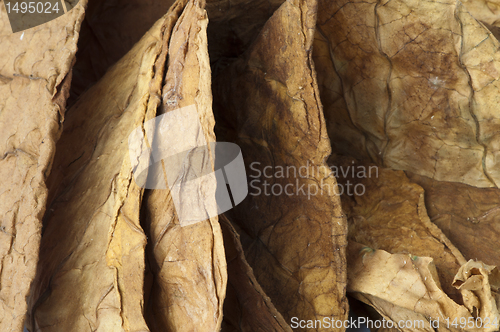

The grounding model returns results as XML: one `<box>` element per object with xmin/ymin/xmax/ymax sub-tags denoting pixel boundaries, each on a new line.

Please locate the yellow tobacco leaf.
<box><xmin>27</xmin><ymin>4</ymin><xmax>186</xmax><ymax>330</ymax></box>
<box><xmin>0</xmin><ymin>2</ymin><xmax>86</xmax><ymax>331</ymax></box>
<box><xmin>220</xmin><ymin>214</ymin><xmax>292</xmax><ymax>332</ymax></box>
<box><xmin>315</xmin><ymin>0</ymin><xmax>500</xmax><ymax>188</ymax></box>
<box><xmin>212</xmin><ymin>0</ymin><xmax>348</xmax><ymax>329</ymax></box>
<box><xmin>141</xmin><ymin>1</ymin><xmax>227</xmax><ymax>331</ymax></box>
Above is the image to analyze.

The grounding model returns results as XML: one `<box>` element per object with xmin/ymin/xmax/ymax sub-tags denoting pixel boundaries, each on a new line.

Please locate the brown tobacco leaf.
<box><xmin>332</xmin><ymin>157</ymin><xmax>466</xmax><ymax>301</ymax></box>
<box><xmin>482</xmin><ymin>22</ymin><xmax>500</xmax><ymax>43</ymax></box>
<box><xmin>140</xmin><ymin>1</ymin><xmax>227</xmax><ymax>331</ymax></box>
<box><xmin>312</xmin><ymin>30</ymin><xmax>369</xmax><ymax>163</ymax></box>
<box><xmin>205</xmin><ymin>0</ymin><xmax>285</xmax><ymax>73</ymax></box>
<box><xmin>219</xmin><ymin>215</ymin><xmax>292</xmax><ymax>332</ymax></box>
<box><xmin>67</xmin><ymin>0</ymin><xmax>176</xmax><ymax>107</ymax></box>
<box><xmin>27</xmin><ymin>4</ymin><xmax>188</xmax><ymax>330</ymax></box>
<box><xmin>335</xmin><ymin>157</ymin><xmax>500</xmax><ymax>330</ymax></box>
<box><xmin>315</xmin><ymin>0</ymin><xmax>500</xmax><ymax>188</ymax></box>
<box><xmin>407</xmin><ymin>173</ymin><xmax>500</xmax><ymax>273</ymax></box>
<box><xmin>348</xmin><ymin>243</ymin><xmax>500</xmax><ymax>332</ymax></box>
<box><xmin>212</xmin><ymin>0</ymin><xmax>348</xmax><ymax>329</ymax></box>
<box><xmin>0</xmin><ymin>2</ymin><xmax>86</xmax><ymax>331</ymax></box>
<box><xmin>461</xmin><ymin>0</ymin><xmax>500</xmax><ymax>27</ymax></box>
<box><xmin>453</xmin><ymin>260</ymin><xmax>500</xmax><ymax>321</ymax></box>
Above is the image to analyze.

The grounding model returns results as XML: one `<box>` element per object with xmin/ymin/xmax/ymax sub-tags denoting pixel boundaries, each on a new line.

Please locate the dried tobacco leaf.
<box><xmin>67</xmin><ymin>0</ymin><xmax>176</xmax><ymax>107</ymax></box>
<box><xmin>27</xmin><ymin>4</ymin><xmax>187</xmax><ymax>330</ymax></box>
<box><xmin>315</xmin><ymin>0</ymin><xmax>500</xmax><ymax>188</ymax></box>
<box><xmin>348</xmin><ymin>243</ymin><xmax>496</xmax><ymax>332</ymax></box>
<box><xmin>407</xmin><ymin>173</ymin><xmax>500</xmax><ymax>274</ymax></box>
<box><xmin>349</xmin><ymin>245</ymin><xmax>500</xmax><ymax>332</ymax></box>
<box><xmin>461</xmin><ymin>0</ymin><xmax>500</xmax><ymax>27</ymax></box>
<box><xmin>205</xmin><ymin>0</ymin><xmax>284</xmax><ymax>73</ymax></box>
<box><xmin>453</xmin><ymin>260</ymin><xmax>500</xmax><ymax>321</ymax></box>
<box><xmin>212</xmin><ymin>0</ymin><xmax>348</xmax><ymax>329</ymax></box>
<box><xmin>332</xmin><ymin>157</ymin><xmax>466</xmax><ymax>301</ymax></box>
<box><xmin>140</xmin><ymin>1</ymin><xmax>227</xmax><ymax>330</ymax></box>
<box><xmin>312</xmin><ymin>29</ymin><xmax>369</xmax><ymax>163</ymax></box>
<box><xmin>333</xmin><ymin>156</ymin><xmax>500</xmax><ymax>330</ymax></box>
<box><xmin>219</xmin><ymin>215</ymin><xmax>292</xmax><ymax>332</ymax></box>
<box><xmin>0</xmin><ymin>2</ymin><xmax>86</xmax><ymax>331</ymax></box>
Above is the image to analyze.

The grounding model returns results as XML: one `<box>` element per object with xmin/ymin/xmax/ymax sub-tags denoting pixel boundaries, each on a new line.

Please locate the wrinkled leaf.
<box><xmin>220</xmin><ymin>215</ymin><xmax>292</xmax><ymax>332</ymax></box>
<box><xmin>27</xmin><ymin>5</ymin><xmax>184</xmax><ymax>330</ymax></box>
<box><xmin>315</xmin><ymin>0</ymin><xmax>500</xmax><ymax>188</ymax></box>
<box><xmin>461</xmin><ymin>0</ymin><xmax>500</xmax><ymax>27</ymax></box>
<box><xmin>349</xmin><ymin>243</ymin><xmax>500</xmax><ymax>332</ymax></box>
<box><xmin>407</xmin><ymin>173</ymin><xmax>500</xmax><ymax>274</ymax></box>
<box><xmin>212</xmin><ymin>0</ymin><xmax>348</xmax><ymax>329</ymax></box>
<box><xmin>332</xmin><ymin>157</ymin><xmax>466</xmax><ymax>300</ymax></box>
<box><xmin>334</xmin><ymin>156</ymin><xmax>500</xmax><ymax>330</ymax></box>
<box><xmin>0</xmin><ymin>2</ymin><xmax>86</xmax><ymax>331</ymax></box>
<box><xmin>141</xmin><ymin>0</ymin><xmax>227</xmax><ymax>330</ymax></box>
<box><xmin>453</xmin><ymin>260</ymin><xmax>500</xmax><ymax>319</ymax></box>
<box><xmin>205</xmin><ymin>0</ymin><xmax>284</xmax><ymax>74</ymax></box>
<box><xmin>67</xmin><ymin>0</ymin><xmax>176</xmax><ymax>107</ymax></box>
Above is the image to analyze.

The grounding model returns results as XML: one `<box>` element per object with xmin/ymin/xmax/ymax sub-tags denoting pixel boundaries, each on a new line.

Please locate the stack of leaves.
<box><xmin>0</xmin><ymin>0</ymin><xmax>499</xmax><ymax>331</ymax></box>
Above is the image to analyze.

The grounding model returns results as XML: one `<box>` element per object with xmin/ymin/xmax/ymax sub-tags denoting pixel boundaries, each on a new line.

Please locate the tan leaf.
<box><xmin>67</xmin><ymin>0</ymin><xmax>176</xmax><ymax>107</ymax></box>
<box><xmin>0</xmin><ymin>2</ymin><xmax>86</xmax><ymax>331</ymax></box>
<box><xmin>27</xmin><ymin>3</ymin><xmax>188</xmax><ymax>330</ymax></box>
<box><xmin>407</xmin><ymin>172</ymin><xmax>500</xmax><ymax>314</ymax></box>
<box><xmin>220</xmin><ymin>215</ymin><xmax>292</xmax><ymax>332</ymax></box>
<box><xmin>407</xmin><ymin>173</ymin><xmax>500</xmax><ymax>271</ymax></box>
<box><xmin>461</xmin><ymin>0</ymin><xmax>500</xmax><ymax>27</ymax></box>
<box><xmin>315</xmin><ymin>0</ymin><xmax>500</xmax><ymax>188</ymax></box>
<box><xmin>212</xmin><ymin>0</ymin><xmax>348</xmax><ymax>329</ymax></box>
<box><xmin>334</xmin><ymin>156</ymin><xmax>500</xmax><ymax>330</ymax></box>
<box><xmin>141</xmin><ymin>1</ymin><xmax>227</xmax><ymax>331</ymax></box>
<box><xmin>349</xmin><ymin>243</ymin><xmax>500</xmax><ymax>332</ymax></box>
<box><xmin>205</xmin><ymin>0</ymin><xmax>285</xmax><ymax>73</ymax></box>
<box><xmin>332</xmin><ymin>157</ymin><xmax>465</xmax><ymax>300</ymax></box>
<box><xmin>348</xmin><ymin>243</ymin><xmax>469</xmax><ymax>332</ymax></box>
<box><xmin>453</xmin><ymin>260</ymin><xmax>500</xmax><ymax>321</ymax></box>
